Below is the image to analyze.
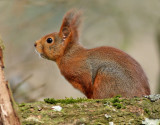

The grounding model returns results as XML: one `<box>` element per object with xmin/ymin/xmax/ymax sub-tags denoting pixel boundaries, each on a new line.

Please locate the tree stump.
<box><xmin>0</xmin><ymin>44</ymin><xmax>21</xmax><ymax>125</ymax></box>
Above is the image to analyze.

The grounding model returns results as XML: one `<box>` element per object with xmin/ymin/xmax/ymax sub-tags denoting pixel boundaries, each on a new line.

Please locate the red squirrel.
<box><xmin>34</xmin><ymin>9</ymin><xmax>150</xmax><ymax>99</ymax></box>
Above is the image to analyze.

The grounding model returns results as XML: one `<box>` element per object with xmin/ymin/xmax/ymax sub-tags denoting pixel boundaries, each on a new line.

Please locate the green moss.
<box><xmin>19</xmin><ymin>103</ymin><xmax>25</xmax><ymax>107</ymax></box>
<box><xmin>113</xmin><ymin>103</ymin><xmax>122</xmax><ymax>109</ymax></box>
<box><xmin>18</xmin><ymin>97</ymin><xmax>160</xmax><ymax>124</ymax></box>
<box><xmin>111</xmin><ymin>96</ymin><xmax>124</xmax><ymax>109</ymax></box>
<box><xmin>144</xmin><ymin>108</ymin><xmax>150</xmax><ymax>115</ymax></box>
<box><xmin>44</xmin><ymin>97</ymin><xmax>88</xmax><ymax>104</ymax></box>
<box><xmin>20</xmin><ymin>106</ymin><xmax>30</xmax><ymax>111</ymax></box>
<box><xmin>111</xmin><ymin>95</ymin><xmax>123</xmax><ymax>103</ymax></box>
<box><xmin>111</xmin><ymin>98</ymin><xmax>120</xmax><ymax>103</ymax></box>
<box><xmin>115</xmin><ymin>95</ymin><xmax>122</xmax><ymax>98</ymax></box>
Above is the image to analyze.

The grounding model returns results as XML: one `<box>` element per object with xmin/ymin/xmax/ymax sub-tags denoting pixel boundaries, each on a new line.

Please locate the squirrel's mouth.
<box><xmin>40</xmin><ymin>54</ymin><xmax>47</xmax><ymax>59</ymax></box>
<box><xmin>35</xmin><ymin>49</ymin><xmax>47</xmax><ymax>59</ymax></box>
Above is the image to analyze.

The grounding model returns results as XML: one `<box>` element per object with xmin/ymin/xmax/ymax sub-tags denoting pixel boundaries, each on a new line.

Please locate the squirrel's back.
<box><xmin>86</xmin><ymin>46</ymin><xmax>150</xmax><ymax>98</ymax></box>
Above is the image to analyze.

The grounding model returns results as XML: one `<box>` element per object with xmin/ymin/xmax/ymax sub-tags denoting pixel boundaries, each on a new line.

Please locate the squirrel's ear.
<box><xmin>59</xmin><ymin>9</ymin><xmax>75</xmax><ymax>39</ymax></box>
<box><xmin>60</xmin><ymin>27</ymin><xmax>70</xmax><ymax>40</ymax></box>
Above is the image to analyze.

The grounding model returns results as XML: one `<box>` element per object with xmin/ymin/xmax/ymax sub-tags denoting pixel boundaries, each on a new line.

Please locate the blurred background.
<box><xmin>0</xmin><ymin>0</ymin><xmax>159</xmax><ymax>103</ymax></box>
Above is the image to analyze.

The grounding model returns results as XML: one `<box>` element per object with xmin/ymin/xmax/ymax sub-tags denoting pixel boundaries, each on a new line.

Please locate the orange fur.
<box><xmin>34</xmin><ymin>9</ymin><xmax>150</xmax><ymax>99</ymax></box>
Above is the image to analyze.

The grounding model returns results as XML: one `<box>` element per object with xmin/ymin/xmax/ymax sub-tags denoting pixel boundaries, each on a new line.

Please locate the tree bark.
<box><xmin>0</xmin><ymin>46</ymin><xmax>21</xmax><ymax>125</ymax></box>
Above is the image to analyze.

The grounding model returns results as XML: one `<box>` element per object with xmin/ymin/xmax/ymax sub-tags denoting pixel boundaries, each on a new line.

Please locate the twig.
<box><xmin>12</xmin><ymin>74</ymin><xmax>33</xmax><ymax>93</ymax></box>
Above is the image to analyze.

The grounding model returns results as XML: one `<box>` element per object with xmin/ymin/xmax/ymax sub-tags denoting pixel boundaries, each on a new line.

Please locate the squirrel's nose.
<box><xmin>34</xmin><ymin>43</ymin><xmax>37</xmax><ymax>47</ymax></box>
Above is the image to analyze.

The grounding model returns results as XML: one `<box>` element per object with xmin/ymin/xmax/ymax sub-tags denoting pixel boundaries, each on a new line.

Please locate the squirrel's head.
<box><xmin>34</xmin><ymin>32</ymin><xmax>66</xmax><ymax>61</ymax></box>
<box><xmin>34</xmin><ymin>9</ymin><xmax>81</xmax><ymax>61</ymax></box>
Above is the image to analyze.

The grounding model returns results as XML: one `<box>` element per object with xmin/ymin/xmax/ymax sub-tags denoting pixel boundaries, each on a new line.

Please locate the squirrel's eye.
<box><xmin>46</xmin><ymin>38</ymin><xmax>53</xmax><ymax>43</ymax></box>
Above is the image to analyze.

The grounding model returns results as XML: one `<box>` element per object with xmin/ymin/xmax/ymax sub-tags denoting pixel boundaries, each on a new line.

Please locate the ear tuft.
<box><xmin>59</xmin><ymin>9</ymin><xmax>82</xmax><ymax>41</ymax></box>
<box><xmin>59</xmin><ymin>9</ymin><xmax>76</xmax><ymax>37</ymax></box>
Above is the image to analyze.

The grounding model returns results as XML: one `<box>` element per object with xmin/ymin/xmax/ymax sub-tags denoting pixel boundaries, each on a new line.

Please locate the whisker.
<box><xmin>35</xmin><ymin>49</ymin><xmax>43</xmax><ymax>59</ymax></box>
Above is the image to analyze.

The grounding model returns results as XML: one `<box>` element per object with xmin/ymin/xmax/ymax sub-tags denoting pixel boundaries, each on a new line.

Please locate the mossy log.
<box><xmin>19</xmin><ymin>96</ymin><xmax>160</xmax><ymax>125</ymax></box>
